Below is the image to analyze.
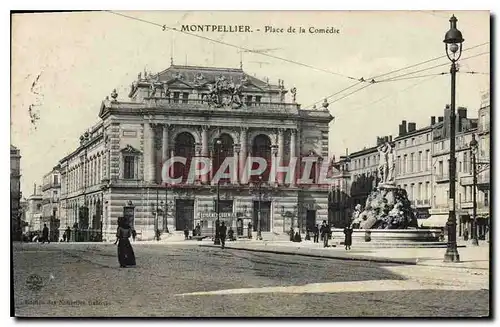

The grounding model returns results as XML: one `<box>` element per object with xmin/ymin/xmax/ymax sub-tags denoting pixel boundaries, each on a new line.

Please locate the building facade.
<box><xmin>428</xmin><ymin>106</ymin><xmax>478</xmax><ymax>234</ymax></box>
<box><xmin>58</xmin><ymin>64</ymin><xmax>333</xmax><ymax>241</ymax></box>
<box><xmin>393</xmin><ymin>119</ymin><xmax>434</xmax><ymax>221</ymax></box>
<box><xmin>25</xmin><ymin>185</ymin><xmax>43</xmax><ymax>234</ymax></box>
<box><xmin>11</xmin><ymin>145</ymin><xmax>22</xmax><ymax>241</ymax></box>
<box><xmin>41</xmin><ymin>166</ymin><xmax>62</xmax><ymax>241</ymax></box>
<box><xmin>329</xmin><ymin>101</ymin><xmax>489</xmax><ymax>233</ymax></box>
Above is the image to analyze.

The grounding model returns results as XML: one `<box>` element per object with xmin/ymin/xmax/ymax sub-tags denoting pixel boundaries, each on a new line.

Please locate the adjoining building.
<box><xmin>428</xmin><ymin>106</ymin><xmax>477</xmax><ymax>234</ymax></box>
<box><xmin>57</xmin><ymin>64</ymin><xmax>333</xmax><ymax>241</ymax></box>
<box><xmin>329</xmin><ymin>100</ymin><xmax>489</xmax><ymax>236</ymax></box>
<box><xmin>25</xmin><ymin>184</ymin><xmax>43</xmax><ymax>237</ymax></box>
<box><xmin>41</xmin><ymin>166</ymin><xmax>62</xmax><ymax>241</ymax></box>
<box><xmin>11</xmin><ymin>145</ymin><xmax>22</xmax><ymax>241</ymax></box>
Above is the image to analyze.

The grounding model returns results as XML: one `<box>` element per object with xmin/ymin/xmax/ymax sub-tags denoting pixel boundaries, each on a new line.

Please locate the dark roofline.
<box><xmin>155</xmin><ymin>64</ymin><xmax>244</xmax><ymax>77</ymax></box>
<box><xmin>394</xmin><ymin>125</ymin><xmax>432</xmax><ymax>140</ymax></box>
<box><xmin>349</xmin><ymin>145</ymin><xmax>378</xmax><ymax>158</ymax></box>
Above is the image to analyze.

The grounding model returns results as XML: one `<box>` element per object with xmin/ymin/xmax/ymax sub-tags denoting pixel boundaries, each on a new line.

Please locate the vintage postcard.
<box><xmin>10</xmin><ymin>10</ymin><xmax>490</xmax><ymax>317</ymax></box>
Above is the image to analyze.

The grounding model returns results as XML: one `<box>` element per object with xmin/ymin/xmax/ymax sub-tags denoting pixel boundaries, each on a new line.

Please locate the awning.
<box><xmin>419</xmin><ymin>215</ymin><xmax>449</xmax><ymax>227</ymax></box>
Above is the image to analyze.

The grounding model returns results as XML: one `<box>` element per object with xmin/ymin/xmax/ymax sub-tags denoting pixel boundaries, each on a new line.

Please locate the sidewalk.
<box><xmin>199</xmin><ymin>239</ymin><xmax>490</xmax><ymax>269</ymax></box>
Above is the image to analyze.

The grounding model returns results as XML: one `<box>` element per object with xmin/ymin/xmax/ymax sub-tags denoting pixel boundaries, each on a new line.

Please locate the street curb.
<box><xmin>198</xmin><ymin>244</ymin><xmax>418</xmax><ymax>265</ymax></box>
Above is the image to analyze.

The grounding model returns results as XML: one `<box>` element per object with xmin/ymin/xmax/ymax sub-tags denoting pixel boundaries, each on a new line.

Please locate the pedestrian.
<box><xmin>66</xmin><ymin>226</ymin><xmax>71</xmax><ymax>242</ymax></box>
<box><xmin>320</xmin><ymin>220</ymin><xmax>329</xmax><ymax>248</ymax></box>
<box><xmin>247</xmin><ymin>222</ymin><xmax>253</xmax><ymax>239</ymax></box>
<box><xmin>463</xmin><ymin>227</ymin><xmax>469</xmax><ymax>241</ymax></box>
<box><xmin>219</xmin><ymin>221</ymin><xmax>227</xmax><ymax>249</ymax></box>
<box><xmin>228</xmin><ymin>226</ymin><xmax>234</xmax><ymax>241</ymax></box>
<box><xmin>42</xmin><ymin>224</ymin><xmax>50</xmax><ymax>244</ymax></box>
<box><xmin>289</xmin><ymin>227</ymin><xmax>294</xmax><ymax>242</ymax></box>
<box><xmin>115</xmin><ymin>217</ymin><xmax>136</xmax><ymax>268</ymax></box>
<box><xmin>155</xmin><ymin>228</ymin><xmax>160</xmax><ymax>241</ymax></box>
<box><xmin>313</xmin><ymin>224</ymin><xmax>319</xmax><ymax>243</ymax></box>
<box><xmin>195</xmin><ymin>223</ymin><xmax>201</xmax><ymax>237</ymax></box>
<box><xmin>184</xmin><ymin>226</ymin><xmax>189</xmax><ymax>240</ymax></box>
<box><xmin>343</xmin><ymin>226</ymin><xmax>353</xmax><ymax>250</ymax></box>
<box><xmin>62</xmin><ymin>231</ymin><xmax>67</xmax><ymax>242</ymax></box>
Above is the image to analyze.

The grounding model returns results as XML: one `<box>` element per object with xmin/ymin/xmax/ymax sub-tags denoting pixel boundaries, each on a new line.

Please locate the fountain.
<box><xmin>333</xmin><ymin>141</ymin><xmax>442</xmax><ymax>245</ymax></box>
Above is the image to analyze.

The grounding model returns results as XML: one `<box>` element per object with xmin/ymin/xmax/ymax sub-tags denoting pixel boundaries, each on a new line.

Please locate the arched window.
<box><xmin>251</xmin><ymin>134</ymin><xmax>271</xmax><ymax>182</ymax></box>
<box><xmin>174</xmin><ymin>132</ymin><xmax>195</xmax><ymax>183</ymax></box>
<box><xmin>213</xmin><ymin>133</ymin><xmax>234</xmax><ymax>184</ymax></box>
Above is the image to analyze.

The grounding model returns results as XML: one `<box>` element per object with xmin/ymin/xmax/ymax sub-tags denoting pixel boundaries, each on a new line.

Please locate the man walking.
<box><xmin>65</xmin><ymin>226</ymin><xmax>71</xmax><ymax>242</ymax></box>
<box><xmin>219</xmin><ymin>221</ymin><xmax>227</xmax><ymax>249</ymax></box>
<box><xmin>313</xmin><ymin>224</ymin><xmax>319</xmax><ymax>243</ymax></box>
<box><xmin>42</xmin><ymin>224</ymin><xmax>50</xmax><ymax>244</ymax></box>
<box><xmin>320</xmin><ymin>220</ymin><xmax>329</xmax><ymax>248</ymax></box>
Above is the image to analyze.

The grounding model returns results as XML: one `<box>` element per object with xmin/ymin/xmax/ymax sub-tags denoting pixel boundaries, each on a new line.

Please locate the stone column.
<box><xmin>290</xmin><ymin>129</ymin><xmax>297</xmax><ymax>186</ymax></box>
<box><xmin>277</xmin><ymin>129</ymin><xmax>285</xmax><ymax>185</ymax></box>
<box><xmin>239</xmin><ymin>127</ymin><xmax>248</xmax><ymax>183</ymax></box>
<box><xmin>233</xmin><ymin>144</ymin><xmax>240</xmax><ymax>184</ymax></box>
<box><xmin>271</xmin><ymin>145</ymin><xmax>278</xmax><ymax>186</ymax></box>
<box><xmin>201</xmin><ymin>125</ymin><xmax>209</xmax><ymax>184</ymax></box>
<box><xmin>162</xmin><ymin>124</ymin><xmax>169</xmax><ymax>164</ymax></box>
<box><xmin>145</xmin><ymin>123</ymin><xmax>156</xmax><ymax>183</ymax></box>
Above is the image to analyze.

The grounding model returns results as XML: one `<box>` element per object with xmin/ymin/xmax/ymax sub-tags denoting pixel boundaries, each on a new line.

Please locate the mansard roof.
<box><xmin>153</xmin><ymin>64</ymin><xmax>282</xmax><ymax>92</ymax></box>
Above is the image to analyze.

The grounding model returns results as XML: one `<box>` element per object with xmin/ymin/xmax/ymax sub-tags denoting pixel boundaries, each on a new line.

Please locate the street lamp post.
<box><xmin>443</xmin><ymin>15</ymin><xmax>464</xmax><ymax>262</ymax></box>
<box><xmin>214</xmin><ymin>139</ymin><xmax>222</xmax><ymax>245</ymax></box>
<box><xmin>470</xmin><ymin>134</ymin><xmax>479</xmax><ymax>246</ymax></box>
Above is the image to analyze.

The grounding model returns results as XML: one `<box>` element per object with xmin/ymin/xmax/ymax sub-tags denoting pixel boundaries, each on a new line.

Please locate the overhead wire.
<box><xmin>106</xmin><ymin>11</ymin><xmax>360</xmax><ymax>82</ymax></box>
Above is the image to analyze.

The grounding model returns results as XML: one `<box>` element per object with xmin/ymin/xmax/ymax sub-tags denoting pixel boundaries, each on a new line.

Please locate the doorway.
<box><xmin>175</xmin><ymin>199</ymin><xmax>194</xmax><ymax>231</ymax></box>
<box><xmin>253</xmin><ymin>201</ymin><xmax>271</xmax><ymax>232</ymax></box>
<box><xmin>306</xmin><ymin>210</ymin><xmax>316</xmax><ymax>231</ymax></box>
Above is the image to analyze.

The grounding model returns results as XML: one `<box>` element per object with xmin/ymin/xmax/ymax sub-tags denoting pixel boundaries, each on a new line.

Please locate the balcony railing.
<box><xmin>140</xmin><ymin>98</ymin><xmax>301</xmax><ymax>114</ymax></box>
<box><xmin>42</xmin><ymin>182</ymin><xmax>61</xmax><ymax>191</ymax></box>
<box><xmin>435</xmin><ymin>174</ymin><xmax>449</xmax><ymax>183</ymax></box>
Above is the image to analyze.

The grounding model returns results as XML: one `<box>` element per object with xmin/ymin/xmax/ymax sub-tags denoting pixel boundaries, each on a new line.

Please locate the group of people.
<box><xmin>310</xmin><ymin>221</ymin><xmax>353</xmax><ymax>250</ymax></box>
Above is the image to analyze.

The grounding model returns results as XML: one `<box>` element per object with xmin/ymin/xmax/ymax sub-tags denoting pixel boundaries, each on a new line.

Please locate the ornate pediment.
<box><xmin>206</xmin><ymin>75</ymin><xmax>243</xmax><ymax>109</ymax></box>
<box><xmin>120</xmin><ymin>145</ymin><xmax>141</xmax><ymax>154</ymax></box>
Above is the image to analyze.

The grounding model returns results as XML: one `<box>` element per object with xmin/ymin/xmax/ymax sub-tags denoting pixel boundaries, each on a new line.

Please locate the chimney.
<box><xmin>389</xmin><ymin>135</ymin><xmax>393</xmax><ymax>142</ymax></box>
<box><xmin>401</xmin><ymin>120</ymin><xmax>407</xmax><ymax>135</ymax></box>
<box><xmin>431</xmin><ymin>116</ymin><xmax>436</xmax><ymax>125</ymax></box>
<box><xmin>408</xmin><ymin>122</ymin><xmax>416</xmax><ymax>133</ymax></box>
<box><xmin>438</xmin><ymin>116</ymin><xmax>444</xmax><ymax>123</ymax></box>
<box><xmin>384</xmin><ymin>136</ymin><xmax>389</xmax><ymax>143</ymax></box>
<box><xmin>33</xmin><ymin>183</ymin><xmax>36</xmax><ymax>195</ymax></box>
<box><xmin>398</xmin><ymin>124</ymin><xmax>404</xmax><ymax>136</ymax></box>
<box><xmin>458</xmin><ymin>107</ymin><xmax>467</xmax><ymax>119</ymax></box>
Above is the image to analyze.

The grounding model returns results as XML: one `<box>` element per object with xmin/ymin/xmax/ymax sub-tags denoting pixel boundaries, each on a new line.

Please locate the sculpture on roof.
<box><xmin>290</xmin><ymin>87</ymin><xmax>297</xmax><ymax>103</ymax></box>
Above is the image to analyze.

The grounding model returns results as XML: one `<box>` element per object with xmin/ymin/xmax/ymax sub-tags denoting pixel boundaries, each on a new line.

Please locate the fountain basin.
<box><xmin>331</xmin><ymin>228</ymin><xmax>441</xmax><ymax>243</ymax></box>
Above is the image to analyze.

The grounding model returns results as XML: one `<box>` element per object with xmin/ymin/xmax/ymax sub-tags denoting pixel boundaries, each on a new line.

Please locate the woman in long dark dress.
<box><xmin>116</xmin><ymin>217</ymin><xmax>136</xmax><ymax>268</ymax></box>
<box><xmin>343</xmin><ymin>226</ymin><xmax>353</xmax><ymax>250</ymax></box>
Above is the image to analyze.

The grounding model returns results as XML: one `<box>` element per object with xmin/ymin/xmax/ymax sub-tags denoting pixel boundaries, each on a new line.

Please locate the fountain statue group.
<box><xmin>351</xmin><ymin>141</ymin><xmax>418</xmax><ymax>230</ymax></box>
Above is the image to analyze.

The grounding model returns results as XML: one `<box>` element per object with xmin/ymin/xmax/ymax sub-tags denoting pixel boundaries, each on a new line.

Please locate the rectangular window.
<box><xmin>403</xmin><ymin>155</ymin><xmax>407</xmax><ymax>174</ymax></box>
<box><xmin>173</xmin><ymin>92</ymin><xmax>180</xmax><ymax>103</ymax></box>
<box><xmin>397</xmin><ymin>156</ymin><xmax>401</xmax><ymax>175</ymax></box>
<box><xmin>410</xmin><ymin>153</ymin><xmax>414</xmax><ymax>172</ymax></box>
<box><xmin>182</xmin><ymin>92</ymin><xmax>189</xmax><ymax>103</ymax></box>
<box><xmin>124</xmin><ymin>156</ymin><xmax>135</xmax><ymax>180</ymax></box>
<box><xmin>404</xmin><ymin>140</ymin><xmax>407</xmax><ymax>147</ymax></box>
<box><xmin>53</xmin><ymin>175</ymin><xmax>59</xmax><ymax>185</ymax></box>
<box><xmin>418</xmin><ymin>151</ymin><xmax>422</xmax><ymax>172</ymax></box>
<box><xmin>426</xmin><ymin>133</ymin><xmax>430</xmax><ymax>141</ymax></box>
<box><xmin>246</xmin><ymin>95</ymin><xmax>253</xmax><ymax>106</ymax></box>
<box><xmin>255</xmin><ymin>96</ymin><xmax>262</xmax><ymax>103</ymax></box>
<box><xmin>464</xmin><ymin>152</ymin><xmax>468</xmax><ymax>173</ymax></box>
<box><xmin>412</xmin><ymin>138</ymin><xmax>415</xmax><ymax>145</ymax></box>
<box><xmin>425</xmin><ymin>182</ymin><xmax>430</xmax><ymax>200</ymax></box>
<box><xmin>438</xmin><ymin>161</ymin><xmax>443</xmax><ymax>176</ymax></box>
<box><xmin>485</xmin><ymin>191</ymin><xmax>489</xmax><ymax>207</ymax></box>
<box><xmin>426</xmin><ymin>150</ymin><xmax>430</xmax><ymax>171</ymax></box>
<box><xmin>418</xmin><ymin>182</ymin><xmax>422</xmax><ymax>200</ymax></box>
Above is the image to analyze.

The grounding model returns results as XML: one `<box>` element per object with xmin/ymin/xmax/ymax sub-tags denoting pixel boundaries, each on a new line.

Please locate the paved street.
<box><xmin>13</xmin><ymin>242</ymin><xmax>489</xmax><ymax>317</ymax></box>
